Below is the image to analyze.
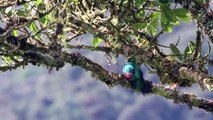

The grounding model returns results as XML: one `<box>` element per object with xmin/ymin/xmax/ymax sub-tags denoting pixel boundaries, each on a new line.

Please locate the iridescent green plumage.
<box><xmin>122</xmin><ymin>56</ymin><xmax>144</xmax><ymax>91</ymax></box>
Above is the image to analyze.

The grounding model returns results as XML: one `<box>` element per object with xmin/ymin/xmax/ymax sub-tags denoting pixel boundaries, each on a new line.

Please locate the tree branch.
<box><xmin>65</xmin><ymin>44</ymin><xmax>213</xmax><ymax>92</ymax></box>
<box><xmin>0</xmin><ymin>39</ymin><xmax>212</xmax><ymax>112</ymax></box>
<box><xmin>58</xmin><ymin>52</ymin><xmax>213</xmax><ymax>112</ymax></box>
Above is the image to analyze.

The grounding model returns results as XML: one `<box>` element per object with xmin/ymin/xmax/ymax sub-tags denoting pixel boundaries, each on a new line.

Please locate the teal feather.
<box><xmin>122</xmin><ymin>61</ymin><xmax>144</xmax><ymax>91</ymax></box>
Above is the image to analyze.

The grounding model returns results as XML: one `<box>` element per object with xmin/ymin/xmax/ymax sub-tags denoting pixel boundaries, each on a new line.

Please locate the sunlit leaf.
<box><xmin>36</xmin><ymin>0</ymin><xmax>43</xmax><ymax>5</ymax></box>
<box><xmin>71</xmin><ymin>0</ymin><xmax>79</xmax><ymax>3</ymax></box>
<box><xmin>188</xmin><ymin>41</ymin><xmax>196</xmax><ymax>54</ymax></box>
<box><xmin>134</xmin><ymin>23</ymin><xmax>147</xmax><ymax>29</ymax></box>
<box><xmin>161</xmin><ymin>16</ymin><xmax>173</xmax><ymax>32</ymax></box>
<box><xmin>111</xmin><ymin>17</ymin><xmax>118</xmax><ymax>26</ymax></box>
<box><xmin>93</xmin><ymin>37</ymin><xmax>102</xmax><ymax>47</ymax></box>
<box><xmin>137</xmin><ymin>10</ymin><xmax>145</xmax><ymax>18</ymax></box>
<box><xmin>174</xmin><ymin>8</ymin><xmax>190</xmax><ymax>23</ymax></box>
<box><xmin>160</xmin><ymin>4</ymin><xmax>178</xmax><ymax>24</ymax></box>
<box><xmin>135</xmin><ymin>0</ymin><xmax>145</xmax><ymax>6</ymax></box>
<box><xmin>160</xmin><ymin>4</ymin><xmax>181</xmax><ymax>33</ymax></box>
<box><xmin>5</xmin><ymin>6</ymin><xmax>13</xmax><ymax>14</ymax></box>
<box><xmin>13</xmin><ymin>30</ymin><xmax>19</xmax><ymax>37</ymax></box>
<box><xmin>148</xmin><ymin>12</ymin><xmax>160</xmax><ymax>35</ymax></box>
<box><xmin>184</xmin><ymin>41</ymin><xmax>196</xmax><ymax>59</ymax></box>
<box><xmin>30</xmin><ymin>22</ymin><xmax>39</xmax><ymax>33</ymax></box>
<box><xmin>2</xmin><ymin>56</ymin><xmax>11</xmax><ymax>64</ymax></box>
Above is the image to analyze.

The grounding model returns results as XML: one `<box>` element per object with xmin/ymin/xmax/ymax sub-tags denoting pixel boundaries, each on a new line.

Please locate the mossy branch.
<box><xmin>66</xmin><ymin>44</ymin><xmax>213</xmax><ymax>93</ymax></box>
<box><xmin>179</xmin><ymin>66</ymin><xmax>213</xmax><ymax>92</ymax></box>
<box><xmin>0</xmin><ymin>41</ymin><xmax>212</xmax><ymax>112</ymax></box>
<box><xmin>60</xmin><ymin>52</ymin><xmax>213</xmax><ymax>112</ymax></box>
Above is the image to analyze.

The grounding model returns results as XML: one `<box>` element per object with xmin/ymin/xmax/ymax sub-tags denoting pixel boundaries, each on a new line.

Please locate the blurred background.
<box><xmin>1</xmin><ymin>3</ymin><xmax>213</xmax><ymax>120</ymax></box>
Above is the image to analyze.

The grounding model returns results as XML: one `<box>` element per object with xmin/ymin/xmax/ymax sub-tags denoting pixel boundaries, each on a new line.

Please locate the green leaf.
<box><xmin>39</xmin><ymin>15</ymin><xmax>50</xmax><ymax>27</ymax></box>
<box><xmin>2</xmin><ymin>56</ymin><xmax>11</xmax><ymax>64</ymax></box>
<box><xmin>160</xmin><ymin>4</ymin><xmax>181</xmax><ymax>33</ymax></box>
<box><xmin>161</xmin><ymin>16</ymin><xmax>173</xmax><ymax>32</ymax></box>
<box><xmin>184</xmin><ymin>41</ymin><xmax>196</xmax><ymax>59</ymax></box>
<box><xmin>23</xmin><ymin>3</ymin><xmax>28</xmax><ymax>9</ymax></box>
<box><xmin>12</xmin><ymin>30</ymin><xmax>19</xmax><ymax>37</ymax></box>
<box><xmin>17</xmin><ymin>10</ymin><xmax>25</xmax><ymax>17</ymax></box>
<box><xmin>5</xmin><ymin>6</ymin><xmax>13</xmax><ymax>14</ymax></box>
<box><xmin>165</xmin><ymin>24</ymin><xmax>173</xmax><ymax>32</ymax></box>
<box><xmin>39</xmin><ymin>16</ymin><xmax>46</xmax><ymax>24</ymax></box>
<box><xmin>174</xmin><ymin>8</ymin><xmax>190</xmax><ymax>23</ymax></box>
<box><xmin>184</xmin><ymin>45</ymin><xmax>190</xmax><ymax>59</ymax></box>
<box><xmin>29</xmin><ymin>22</ymin><xmax>39</xmax><ymax>33</ymax></box>
<box><xmin>160</xmin><ymin>4</ymin><xmax>179</xmax><ymax>24</ymax></box>
<box><xmin>135</xmin><ymin>0</ymin><xmax>145</xmax><ymax>6</ymax></box>
<box><xmin>152</xmin><ymin>12</ymin><xmax>161</xmax><ymax>21</ymax></box>
<box><xmin>71</xmin><ymin>0</ymin><xmax>79</xmax><ymax>3</ymax></box>
<box><xmin>14</xmin><ymin>56</ymin><xmax>21</xmax><ymax>60</ymax></box>
<box><xmin>36</xmin><ymin>0</ymin><xmax>43</xmax><ymax>5</ymax></box>
<box><xmin>137</xmin><ymin>10</ymin><xmax>145</xmax><ymax>18</ymax></box>
<box><xmin>170</xmin><ymin>43</ymin><xmax>180</xmax><ymax>55</ymax></box>
<box><xmin>92</xmin><ymin>37</ymin><xmax>102</xmax><ymax>47</ymax></box>
<box><xmin>111</xmin><ymin>17</ymin><xmax>118</xmax><ymax>26</ymax></box>
<box><xmin>170</xmin><ymin>43</ymin><xmax>182</xmax><ymax>60</ymax></box>
<box><xmin>43</xmin><ymin>19</ymin><xmax>49</xmax><ymax>27</ymax></box>
<box><xmin>148</xmin><ymin>12</ymin><xmax>160</xmax><ymax>35</ymax></box>
<box><xmin>134</xmin><ymin>23</ymin><xmax>147</xmax><ymax>29</ymax></box>
<box><xmin>188</xmin><ymin>41</ymin><xmax>196</xmax><ymax>54</ymax></box>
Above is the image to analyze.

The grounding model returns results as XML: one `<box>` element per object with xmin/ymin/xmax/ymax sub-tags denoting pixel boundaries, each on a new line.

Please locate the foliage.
<box><xmin>0</xmin><ymin>0</ymin><xmax>213</xmax><ymax>112</ymax></box>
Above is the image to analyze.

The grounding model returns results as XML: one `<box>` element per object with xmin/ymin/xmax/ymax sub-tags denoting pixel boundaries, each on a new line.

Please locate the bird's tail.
<box><xmin>141</xmin><ymin>80</ymin><xmax>153</xmax><ymax>94</ymax></box>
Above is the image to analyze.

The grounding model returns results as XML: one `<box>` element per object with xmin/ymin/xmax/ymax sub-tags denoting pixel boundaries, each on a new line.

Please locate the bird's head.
<box><xmin>126</xmin><ymin>56</ymin><xmax>136</xmax><ymax>62</ymax></box>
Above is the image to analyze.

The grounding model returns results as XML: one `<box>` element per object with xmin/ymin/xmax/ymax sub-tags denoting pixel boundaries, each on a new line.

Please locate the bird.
<box><xmin>122</xmin><ymin>56</ymin><xmax>144</xmax><ymax>91</ymax></box>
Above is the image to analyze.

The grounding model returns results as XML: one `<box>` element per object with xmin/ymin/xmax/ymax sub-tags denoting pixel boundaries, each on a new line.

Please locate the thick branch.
<box><xmin>66</xmin><ymin>44</ymin><xmax>146</xmax><ymax>55</ymax></box>
<box><xmin>0</xmin><ymin>42</ymin><xmax>212</xmax><ymax>112</ymax></box>
<box><xmin>60</xmin><ymin>52</ymin><xmax>213</xmax><ymax>112</ymax></box>
<box><xmin>179</xmin><ymin>66</ymin><xmax>213</xmax><ymax>92</ymax></box>
<box><xmin>66</xmin><ymin>44</ymin><xmax>213</xmax><ymax>92</ymax></box>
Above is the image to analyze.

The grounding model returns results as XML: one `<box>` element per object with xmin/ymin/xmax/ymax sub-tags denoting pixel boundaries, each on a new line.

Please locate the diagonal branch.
<box><xmin>65</xmin><ymin>44</ymin><xmax>213</xmax><ymax>92</ymax></box>
<box><xmin>0</xmin><ymin>42</ymin><xmax>212</xmax><ymax>112</ymax></box>
<box><xmin>60</xmin><ymin>52</ymin><xmax>213</xmax><ymax>112</ymax></box>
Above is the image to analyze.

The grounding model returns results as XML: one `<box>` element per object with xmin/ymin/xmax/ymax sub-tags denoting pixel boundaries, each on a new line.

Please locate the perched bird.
<box><xmin>122</xmin><ymin>56</ymin><xmax>144</xmax><ymax>91</ymax></box>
